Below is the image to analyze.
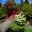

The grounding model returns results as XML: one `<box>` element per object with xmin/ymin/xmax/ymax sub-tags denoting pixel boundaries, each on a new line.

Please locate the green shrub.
<box><xmin>6</xmin><ymin>14</ymin><xmax>26</xmax><ymax>32</ymax></box>
<box><xmin>6</xmin><ymin>13</ymin><xmax>32</xmax><ymax>32</ymax></box>
<box><xmin>6</xmin><ymin>22</ymin><xmax>32</xmax><ymax>32</ymax></box>
<box><xmin>0</xmin><ymin>8</ymin><xmax>5</xmax><ymax>19</ymax></box>
<box><xmin>24</xmin><ymin>27</ymin><xmax>32</xmax><ymax>32</ymax></box>
<box><xmin>6</xmin><ymin>22</ymin><xmax>24</xmax><ymax>32</ymax></box>
<box><xmin>22</xmin><ymin>4</ymin><xmax>32</xmax><ymax>15</ymax></box>
<box><xmin>14</xmin><ymin>14</ymin><xmax>26</xmax><ymax>26</ymax></box>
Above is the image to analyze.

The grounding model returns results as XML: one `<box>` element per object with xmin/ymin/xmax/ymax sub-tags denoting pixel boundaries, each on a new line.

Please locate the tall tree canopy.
<box><xmin>25</xmin><ymin>0</ymin><xmax>29</xmax><ymax>4</ymax></box>
<box><xmin>8</xmin><ymin>0</ymin><xmax>16</xmax><ymax>6</ymax></box>
<box><xmin>22</xmin><ymin>4</ymin><xmax>32</xmax><ymax>15</ymax></box>
<box><xmin>20</xmin><ymin>0</ymin><xmax>29</xmax><ymax>7</ymax></box>
<box><xmin>0</xmin><ymin>2</ymin><xmax>2</xmax><ymax>8</ymax></box>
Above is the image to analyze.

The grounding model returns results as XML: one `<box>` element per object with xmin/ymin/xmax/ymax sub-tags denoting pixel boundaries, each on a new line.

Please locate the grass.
<box><xmin>6</xmin><ymin>22</ymin><xmax>32</xmax><ymax>32</ymax></box>
<box><xmin>24</xmin><ymin>27</ymin><xmax>32</xmax><ymax>32</ymax></box>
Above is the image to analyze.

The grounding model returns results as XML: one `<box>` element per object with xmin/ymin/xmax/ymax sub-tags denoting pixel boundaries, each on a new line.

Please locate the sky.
<box><xmin>0</xmin><ymin>0</ymin><xmax>32</xmax><ymax>4</ymax></box>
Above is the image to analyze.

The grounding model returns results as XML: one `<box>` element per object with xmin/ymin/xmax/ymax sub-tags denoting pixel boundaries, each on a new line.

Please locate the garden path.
<box><xmin>0</xmin><ymin>15</ymin><xmax>14</xmax><ymax>32</ymax></box>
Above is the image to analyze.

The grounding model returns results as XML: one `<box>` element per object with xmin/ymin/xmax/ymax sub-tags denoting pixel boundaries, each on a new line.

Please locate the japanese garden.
<box><xmin>0</xmin><ymin>0</ymin><xmax>32</xmax><ymax>32</ymax></box>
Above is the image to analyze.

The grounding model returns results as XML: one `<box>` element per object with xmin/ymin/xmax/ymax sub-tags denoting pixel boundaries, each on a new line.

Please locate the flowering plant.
<box><xmin>14</xmin><ymin>14</ymin><xmax>26</xmax><ymax>26</ymax></box>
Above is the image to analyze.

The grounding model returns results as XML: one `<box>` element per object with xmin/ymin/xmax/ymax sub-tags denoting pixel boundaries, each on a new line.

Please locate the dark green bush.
<box><xmin>0</xmin><ymin>8</ymin><xmax>5</xmax><ymax>20</ymax></box>
<box><xmin>6</xmin><ymin>22</ymin><xmax>24</xmax><ymax>32</ymax></box>
<box><xmin>22</xmin><ymin>4</ymin><xmax>32</xmax><ymax>15</ymax></box>
<box><xmin>6</xmin><ymin>22</ymin><xmax>32</xmax><ymax>32</ymax></box>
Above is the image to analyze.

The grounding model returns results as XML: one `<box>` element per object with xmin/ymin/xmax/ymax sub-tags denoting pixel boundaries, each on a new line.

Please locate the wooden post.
<box><xmin>13</xmin><ymin>10</ymin><xmax>14</xmax><ymax>18</ymax></box>
<box><xmin>7</xmin><ymin>11</ymin><xmax>8</xmax><ymax>19</ymax></box>
<box><xmin>6</xmin><ymin>10</ymin><xmax>8</xmax><ymax>19</ymax></box>
<box><xmin>6</xmin><ymin>11</ymin><xmax>7</xmax><ymax>19</ymax></box>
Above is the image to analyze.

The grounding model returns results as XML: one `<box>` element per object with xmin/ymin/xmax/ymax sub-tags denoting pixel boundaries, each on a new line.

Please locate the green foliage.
<box><xmin>22</xmin><ymin>4</ymin><xmax>32</xmax><ymax>15</ymax></box>
<box><xmin>0</xmin><ymin>8</ymin><xmax>5</xmax><ymax>19</ymax></box>
<box><xmin>24</xmin><ymin>27</ymin><xmax>32</xmax><ymax>32</ymax></box>
<box><xmin>25</xmin><ymin>0</ymin><xmax>29</xmax><ymax>4</ymax></box>
<box><xmin>15</xmin><ymin>4</ymin><xmax>21</xmax><ymax>10</ymax></box>
<box><xmin>14</xmin><ymin>14</ymin><xmax>26</xmax><ymax>26</ymax></box>
<box><xmin>6</xmin><ymin>14</ymin><xmax>26</xmax><ymax>32</ymax></box>
<box><xmin>20</xmin><ymin>0</ymin><xmax>29</xmax><ymax>7</ymax></box>
<box><xmin>6</xmin><ymin>22</ymin><xmax>32</xmax><ymax>32</ymax></box>
<box><xmin>6</xmin><ymin>22</ymin><xmax>24</xmax><ymax>32</ymax></box>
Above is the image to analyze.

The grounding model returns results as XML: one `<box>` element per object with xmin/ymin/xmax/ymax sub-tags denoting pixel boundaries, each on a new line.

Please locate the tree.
<box><xmin>21</xmin><ymin>4</ymin><xmax>32</xmax><ymax>15</ymax></box>
<box><xmin>8</xmin><ymin>0</ymin><xmax>11</xmax><ymax>2</ymax></box>
<box><xmin>25</xmin><ymin>0</ymin><xmax>29</xmax><ymax>4</ymax></box>
<box><xmin>0</xmin><ymin>2</ymin><xmax>2</xmax><ymax>8</ymax></box>
<box><xmin>12</xmin><ymin>0</ymin><xmax>16</xmax><ymax>6</ymax></box>
<box><xmin>20</xmin><ymin>0</ymin><xmax>29</xmax><ymax>7</ymax></box>
<box><xmin>0</xmin><ymin>8</ymin><xmax>5</xmax><ymax>19</ymax></box>
<box><xmin>8</xmin><ymin>0</ymin><xmax>16</xmax><ymax>6</ymax></box>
